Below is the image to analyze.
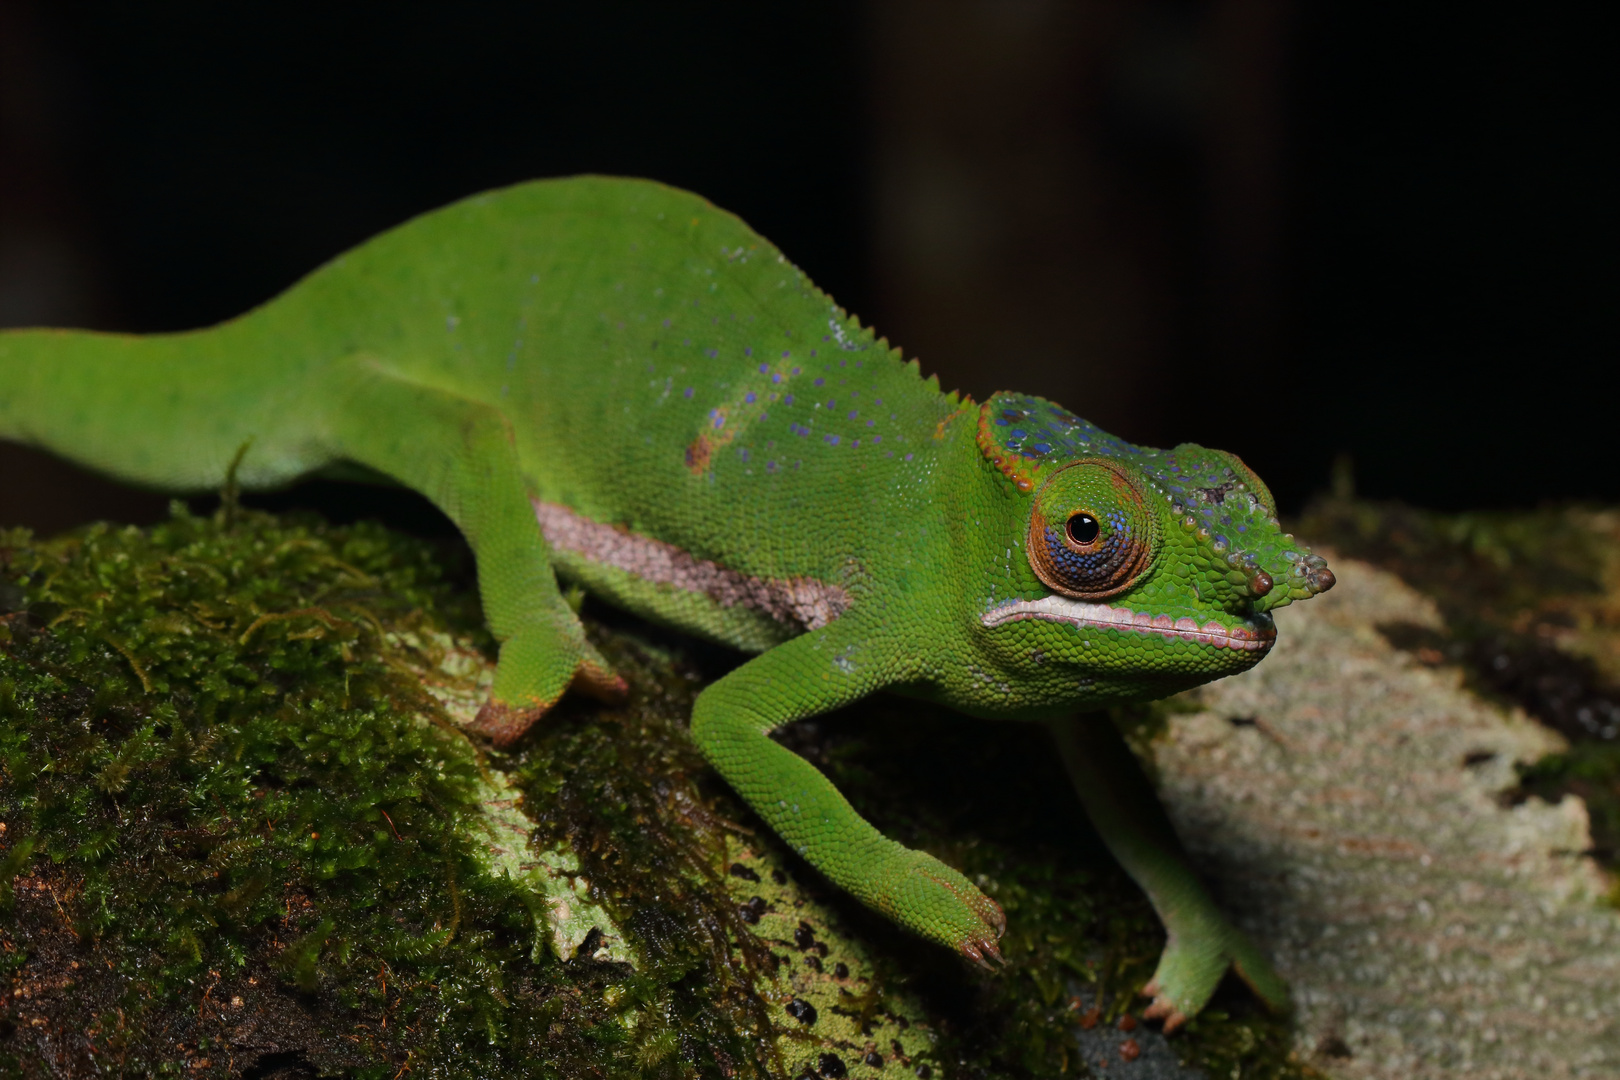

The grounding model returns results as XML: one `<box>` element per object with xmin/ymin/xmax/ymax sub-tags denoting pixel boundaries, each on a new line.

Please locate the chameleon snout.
<box><xmin>1248</xmin><ymin>551</ymin><xmax>1335</xmax><ymax>614</ymax></box>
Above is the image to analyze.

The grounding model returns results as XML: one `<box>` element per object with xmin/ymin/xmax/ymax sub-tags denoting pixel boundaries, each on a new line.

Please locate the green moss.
<box><xmin>1</xmin><ymin>506</ymin><xmax>1319</xmax><ymax>1078</ymax></box>
<box><xmin>0</xmin><ymin>506</ymin><xmax>541</xmax><ymax>1076</ymax></box>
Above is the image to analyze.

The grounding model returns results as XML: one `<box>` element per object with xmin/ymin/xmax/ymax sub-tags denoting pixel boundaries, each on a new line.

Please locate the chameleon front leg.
<box><xmin>322</xmin><ymin>359</ymin><xmax>624</xmax><ymax>743</ymax></box>
<box><xmin>1049</xmin><ymin>713</ymin><xmax>1288</xmax><ymax>1030</ymax></box>
<box><xmin>690</xmin><ymin>626</ymin><xmax>1006</xmax><ymax>963</ymax></box>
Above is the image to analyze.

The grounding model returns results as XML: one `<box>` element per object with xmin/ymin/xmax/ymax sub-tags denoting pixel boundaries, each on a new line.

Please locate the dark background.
<box><xmin>0</xmin><ymin>0</ymin><xmax>1611</xmax><ymax>535</ymax></box>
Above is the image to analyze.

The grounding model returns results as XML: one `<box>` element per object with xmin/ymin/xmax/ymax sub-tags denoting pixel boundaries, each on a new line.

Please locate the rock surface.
<box><xmin>1150</xmin><ymin>558</ymin><xmax>1619</xmax><ymax>1079</ymax></box>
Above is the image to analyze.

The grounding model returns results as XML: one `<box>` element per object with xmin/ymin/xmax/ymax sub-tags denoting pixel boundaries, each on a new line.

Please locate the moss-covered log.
<box><xmin>0</xmin><ymin>506</ymin><xmax>1307</xmax><ymax>1079</ymax></box>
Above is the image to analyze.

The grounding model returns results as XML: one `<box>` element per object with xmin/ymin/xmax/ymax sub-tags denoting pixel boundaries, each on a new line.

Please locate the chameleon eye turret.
<box><xmin>1027</xmin><ymin>459</ymin><xmax>1157</xmax><ymax>599</ymax></box>
<box><xmin>1210</xmin><ymin>448</ymin><xmax>1278</xmax><ymax>518</ymax></box>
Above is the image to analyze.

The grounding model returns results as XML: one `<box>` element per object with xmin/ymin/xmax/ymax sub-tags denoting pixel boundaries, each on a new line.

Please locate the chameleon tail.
<box><xmin>0</xmin><ymin>324</ymin><xmax>329</xmax><ymax>492</ymax></box>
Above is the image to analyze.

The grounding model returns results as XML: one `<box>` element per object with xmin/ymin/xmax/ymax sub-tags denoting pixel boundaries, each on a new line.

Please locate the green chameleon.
<box><xmin>0</xmin><ymin>176</ymin><xmax>1334</xmax><ymax>1029</ymax></box>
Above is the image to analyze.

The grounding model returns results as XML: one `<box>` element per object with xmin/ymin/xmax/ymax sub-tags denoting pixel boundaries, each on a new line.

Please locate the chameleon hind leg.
<box><xmin>1049</xmin><ymin>713</ymin><xmax>1288</xmax><ymax>1031</ymax></box>
<box><xmin>322</xmin><ymin>360</ymin><xmax>625</xmax><ymax>744</ymax></box>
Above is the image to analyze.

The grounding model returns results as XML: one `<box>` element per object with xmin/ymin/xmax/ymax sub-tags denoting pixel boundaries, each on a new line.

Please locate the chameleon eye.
<box><xmin>1027</xmin><ymin>460</ymin><xmax>1157</xmax><ymax>599</ymax></box>
<box><xmin>1066</xmin><ymin>513</ymin><xmax>1100</xmax><ymax>546</ymax></box>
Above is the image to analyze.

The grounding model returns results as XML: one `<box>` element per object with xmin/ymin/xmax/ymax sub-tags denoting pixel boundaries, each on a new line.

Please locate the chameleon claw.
<box><xmin>1140</xmin><ymin>983</ymin><xmax>1189</xmax><ymax>1034</ymax></box>
<box><xmin>958</xmin><ymin>935</ymin><xmax>1005</xmax><ymax>970</ymax></box>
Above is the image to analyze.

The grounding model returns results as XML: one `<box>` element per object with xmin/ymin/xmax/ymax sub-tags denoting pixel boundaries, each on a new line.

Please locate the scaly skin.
<box><xmin>0</xmin><ymin>176</ymin><xmax>1333</xmax><ymax>1021</ymax></box>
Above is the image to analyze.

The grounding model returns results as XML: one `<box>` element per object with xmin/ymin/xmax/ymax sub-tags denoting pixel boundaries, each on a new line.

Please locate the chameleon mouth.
<box><xmin>980</xmin><ymin>595</ymin><xmax>1277</xmax><ymax>653</ymax></box>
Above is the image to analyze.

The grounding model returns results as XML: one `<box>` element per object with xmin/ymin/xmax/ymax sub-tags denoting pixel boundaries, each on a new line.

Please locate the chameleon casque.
<box><xmin>0</xmin><ymin>176</ymin><xmax>1335</xmax><ymax>1029</ymax></box>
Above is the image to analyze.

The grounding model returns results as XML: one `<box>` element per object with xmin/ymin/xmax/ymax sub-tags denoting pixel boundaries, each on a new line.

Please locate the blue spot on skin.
<box><xmin>758</xmin><ymin>363</ymin><xmax>768</xmax><ymax>374</ymax></box>
<box><xmin>745</xmin><ymin>347</ymin><xmax>753</xmax><ymax>357</ymax></box>
<box><xmin>792</xmin><ymin>367</ymin><xmax>802</xmax><ymax>376</ymax></box>
<box><xmin>784</xmin><ymin>394</ymin><xmax>795</xmax><ymax>405</ymax></box>
<box><xmin>826</xmin><ymin>400</ymin><xmax>836</xmax><ymax>410</ymax></box>
<box><xmin>711</xmin><ymin>413</ymin><xmax>725</xmax><ymax>429</ymax></box>
<box><xmin>684</xmin><ymin>387</ymin><xmax>694</xmax><ymax>399</ymax></box>
<box><xmin>1032</xmin><ymin>442</ymin><xmax>1051</xmax><ymax>454</ymax></box>
<box><xmin>814</xmin><ymin>378</ymin><xmax>825</xmax><ymax>387</ymax></box>
<box><xmin>767</xmin><ymin>461</ymin><xmax>778</xmax><ymax>472</ymax></box>
<box><xmin>825</xmin><ymin>434</ymin><xmax>840</xmax><ymax>445</ymax></box>
<box><xmin>904</xmin><ymin>453</ymin><xmax>914</xmax><ymax>461</ymax></box>
<box><xmin>771</xmin><ymin>373</ymin><xmax>782</xmax><ymax>384</ymax></box>
<box><xmin>847</xmin><ymin>410</ymin><xmax>859</xmax><ymax>420</ymax></box>
<box><xmin>759</xmin><ymin>412</ymin><xmax>768</xmax><ymax>421</ymax></box>
<box><xmin>810</xmin><ymin>350</ymin><xmax>817</xmax><ymax>357</ymax></box>
<box><xmin>872</xmin><ymin>434</ymin><xmax>882</xmax><ymax>443</ymax></box>
<box><xmin>745</xmin><ymin>392</ymin><xmax>757</xmax><ymax>404</ymax></box>
<box><xmin>739</xmin><ymin>448</ymin><xmax>750</xmax><ymax>461</ymax></box>
<box><xmin>852</xmin><ymin>439</ymin><xmax>860</xmax><ymax>447</ymax></box>
<box><xmin>1011</xmin><ymin>429</ymin><xmax>1026</xmax><ymax>438</ymax></box>
<box><xmin>706</xmin><ymin>348</ymin><xmax>718</xmax><ymax>358</ymax></box>
<box><xmin>782</xmin><ymin>350</ymin><xmax>791</xmax><ymax>358</ymax></box>
<box><xmin>996</xmin><ymin>418</ymin><xmax>1009</xmax><ymax>426</ymax></box>
<box><xmin>867</xmin><ymin>419</ymin><xmax>875</xmax><ymax>427</ymax></box>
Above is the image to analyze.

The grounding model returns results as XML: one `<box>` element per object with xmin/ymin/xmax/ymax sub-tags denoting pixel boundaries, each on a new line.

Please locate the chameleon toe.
<box><xmin>472</xmin><ymin>698</ymin><xmax>549</xmax><ymax>747</ymax></box>
<box><xmin>1141</xmin><ymin>992</ymin><xmax>1190</xmax><ymax>1034</ymax></box>
<box><xmin>572</xmin><ymin>662</ymin><xmax>629</xmax><ymax>704</ymax></box>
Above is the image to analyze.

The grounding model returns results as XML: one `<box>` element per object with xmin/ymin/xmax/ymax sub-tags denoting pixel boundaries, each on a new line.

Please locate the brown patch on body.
<box><xmin>684</xmin><ymin>435</ymin><xmax>713</xmax><ymax>475</ymax></box>
<box><xmin>534</xmin><ymin>501</ymin><xmax>849</xmax><ymax>632</ymax></box>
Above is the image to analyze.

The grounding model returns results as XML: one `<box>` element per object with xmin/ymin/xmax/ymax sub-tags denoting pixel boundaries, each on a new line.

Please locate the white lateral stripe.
<box><xmin>980</xmin><ymin>595</ymin><xmax>1275</xmax><ymax>652</ymax></box>
<box><xmin>533</xmin><ymin>500</ymin><xmax>849</xmax><ymax>632</ymax></box>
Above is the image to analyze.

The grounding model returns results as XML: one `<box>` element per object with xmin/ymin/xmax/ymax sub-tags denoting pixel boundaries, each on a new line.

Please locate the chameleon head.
<box><xmin>970</xmin><ymin>392</ymin><xmax>1334</xmax><ymax>710</ymax></box>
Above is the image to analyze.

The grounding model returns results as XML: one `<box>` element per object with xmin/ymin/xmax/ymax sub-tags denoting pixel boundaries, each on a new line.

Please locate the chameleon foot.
<box><xmin>473</xmin><ymin>698</ymin><xmax>548</xmax><ymax>748</ymax></box>
<box><xmin>472</xmin><ymin>633</ymin><xmax>624</xmax><ymax>747</ymax></box>
<box><xmin>1138</xmin><ymin>928</ymin><xmax>1288</xmax><ymax>1033</ymax></box>
<box><xmin>869</xmin><ymin>848</ymin><xmax>1004</xmax><ymax>966</ymax></box>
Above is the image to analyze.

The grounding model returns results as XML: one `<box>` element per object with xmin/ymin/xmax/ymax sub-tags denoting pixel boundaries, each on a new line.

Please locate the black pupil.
<box><xmin>1067</xmin><ymin>514</ymin><xmax>1100</xmax><ymax>545</ymax></box>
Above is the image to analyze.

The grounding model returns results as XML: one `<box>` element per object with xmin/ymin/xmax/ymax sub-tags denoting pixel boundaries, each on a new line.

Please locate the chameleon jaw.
<box><xmin>980</xmin><ymin>595</ymin><xmax>1277</xmax><ymax>653</ymax></box>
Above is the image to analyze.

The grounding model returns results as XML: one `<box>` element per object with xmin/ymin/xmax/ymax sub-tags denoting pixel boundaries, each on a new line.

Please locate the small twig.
<box><xmin>220</xmin><ymin>440</ymin><xmax>253</xmax><ymax>530</ymax></box>
<box><xmin>103</xmin><ymin>635</ymin><xmax>154</xmax><ymax>693</ymax></box>
<box><xmin>445</xmin><ymin>859</ymin><xmax>462</xmax><ymax>943</ymax></box>
<box><xmin>239</xmin><ymin>607</ymin><xmax>352</xmax><ymax>646</ymax></box>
